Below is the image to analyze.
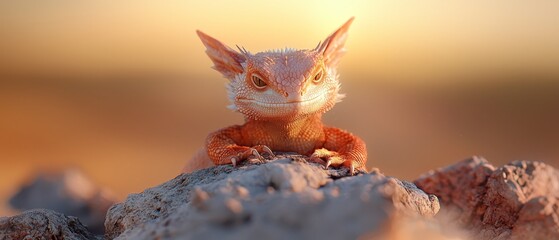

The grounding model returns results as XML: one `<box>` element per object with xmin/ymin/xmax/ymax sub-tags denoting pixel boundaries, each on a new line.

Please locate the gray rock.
<box><xmin>105</xmin><ymin>156</ymin><xmax>440</xmax><ymax>240</ymax></box>
<box><xmin>9</xmin><ymin>169</ymin><xmax>116</xmax><ymax>234</ymax></box>
<box><xmin>0</xmin><ymin>209</ymin><xmax>100</xmax><ymax>240</ymax></box>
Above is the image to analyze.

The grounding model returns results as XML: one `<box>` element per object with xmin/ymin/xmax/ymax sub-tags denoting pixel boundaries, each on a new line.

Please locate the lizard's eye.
<box><xmin>312</xmin><ymin>69</ymin><xmax>324</xmax><ymax>84</ymax></box>
<box><xmin>251</xmin><ymin>74</ymin><xmax>267</xmax><ymax>89</ymax></box>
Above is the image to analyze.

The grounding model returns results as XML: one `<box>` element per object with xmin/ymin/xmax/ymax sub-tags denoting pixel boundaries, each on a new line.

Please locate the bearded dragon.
<box><xmin>185</xmin><ymin>17</ymin><xmax>367</xmax><ymax>175</ymax></box>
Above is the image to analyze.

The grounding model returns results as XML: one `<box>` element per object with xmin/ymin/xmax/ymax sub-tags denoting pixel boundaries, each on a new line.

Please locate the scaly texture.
<box><xmin>187</xmin><ymin>17</ymin><xmax>367</xmax><ymax>174</ymax></box>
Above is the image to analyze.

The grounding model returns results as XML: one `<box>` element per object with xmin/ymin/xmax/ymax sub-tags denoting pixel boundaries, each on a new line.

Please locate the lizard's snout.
<box><xmin>284</xmin><ymin>91</ymin><xmax>304</xmax><ymax>103</ymax></box>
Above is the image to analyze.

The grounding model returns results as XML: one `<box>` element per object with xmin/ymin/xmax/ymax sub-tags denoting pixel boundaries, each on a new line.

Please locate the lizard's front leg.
<box><xmin>206</xmin><ymin>125</ymin><xmax>274</xmax><ymax>166</ymax></box>
<box><xmin>311</xmin><ymin>127</ymin><xmax>367</xmax><ymax>175</ymax></box>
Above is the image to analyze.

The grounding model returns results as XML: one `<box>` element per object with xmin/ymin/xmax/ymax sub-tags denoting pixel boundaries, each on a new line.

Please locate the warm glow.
<box><xmin>1</xmin><ymin>1</ymin><xmax>558</xmax><ymax>215</ymax></box>
<box><xmin>1</xmin><ymin>1</ymin><xmax>558</xmax><ymax>82</ymax></box>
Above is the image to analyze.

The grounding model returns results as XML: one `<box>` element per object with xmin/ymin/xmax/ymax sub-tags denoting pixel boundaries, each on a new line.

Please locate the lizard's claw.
<box><xmin>225</xmin><ymin>145</ymin><xmax>275</xmax><ymax>167</ymax></box>
<box><xmin>249</xmin><ymin>149</ymin><xmax>262</xmax><ymax>160</ymax></box>
<box><xmin>310</xmin><ymin>148</ymin><xmax>343</xmax><ymax>167</ymax></box>
<box><xmin>348</xmin><ymin>161</ymin><xmax>355</xmax><ymax>176</ymax></box>
<box><xmin>259</xmin><ymin>146</ymin><xmax>275</xmax><ymax>158</ymax></box>
<box><xmin>310</xmin><ymin>148</ymin><xmax>359</xmax><ymax>175</ymax></box>
<box><xmin>324</xmin><ymin>159</ymin><xmax>332</xmax><ymax>169</ymax></box>
<box><xmin>248</xmin><ymin>145</ymin><xmax>275</xmax><ymax>160</ymax></box>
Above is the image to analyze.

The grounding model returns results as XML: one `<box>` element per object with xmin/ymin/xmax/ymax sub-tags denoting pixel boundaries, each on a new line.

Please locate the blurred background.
<box><xmin>1</xmin><ymin>1</ymin><xmax>558</xmax><ymax>215</ymax></box>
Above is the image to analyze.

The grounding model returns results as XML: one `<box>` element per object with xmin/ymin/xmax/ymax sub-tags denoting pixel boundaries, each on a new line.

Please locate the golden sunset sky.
<box><xmin>1</xmin><ymin>0</ymin><xmax>558</xmax><ymax>83</ymax></box>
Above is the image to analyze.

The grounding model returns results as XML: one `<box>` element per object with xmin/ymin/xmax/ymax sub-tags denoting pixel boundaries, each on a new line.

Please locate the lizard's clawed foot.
<box><xmin>310</xmin><ymin>148</ymin><xmax>361</xmax><ymax>175</ymax></box>
<box><xmin>228</xmin><ymin>145</ymin><xmax>275</xmax><ymax>167</ymax></box>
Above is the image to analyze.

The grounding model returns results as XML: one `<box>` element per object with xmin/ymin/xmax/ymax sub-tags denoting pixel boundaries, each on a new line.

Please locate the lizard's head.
<box><xmin>197</xmin><ymin>18</ymin><xmax>353</xmax><ymax>121</ymax></box>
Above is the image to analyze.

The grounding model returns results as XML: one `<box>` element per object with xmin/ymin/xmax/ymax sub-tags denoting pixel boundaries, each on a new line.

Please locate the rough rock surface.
<box><xmin>9</xmin><ymin>169</ymin><xmax>116</xmax><ymax>234</ymax></box>
<box><xmin>415</xmin><ymin>156</ymin><xmax>559</xmax><ymax>240</ymax></box>
<box><xmin>0</xmin><ymin>209</ymin><xmax>100</xmax><ymax>240</ymax></box>
<box><xmin>3</xmin><ymin>155</ymin><xmax>557</xmax><ymax>239</ymax></box>
<box><xmin>105</xmin><ymin>155</ymin><xmax>440</xmax><ymax>240</ymax></box>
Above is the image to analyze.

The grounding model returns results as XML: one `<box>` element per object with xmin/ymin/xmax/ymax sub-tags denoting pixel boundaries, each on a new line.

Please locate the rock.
<box><xmin>0</xmin><ymin>209</ymin><xmax>100</xmax><ymax>240</ymax></box>
<box><xmin>510</xmin><ymin>196</ymin><xmax>559</xmax><ymax>240</ymax></box>
<box><xmin>105</xmin><ymin>155</ymin><xmax>440</xmax><ymax>240</ymax></box>
<box><xmin>414</xmin><ymin>156</ymin><xmax>559</xmax><ymax>239</ymax></box>
<box><xmin>9</xmin><ymin>169</ymin><xmax>116</xmax><ymax>234</ymax></box>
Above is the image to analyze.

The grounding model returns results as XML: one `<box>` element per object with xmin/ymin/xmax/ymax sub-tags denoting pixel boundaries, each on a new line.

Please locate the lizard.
<box><xmin>184</xmin><ymin>17</ymin><xmax>367</xmax><ymax>175</ymax></box>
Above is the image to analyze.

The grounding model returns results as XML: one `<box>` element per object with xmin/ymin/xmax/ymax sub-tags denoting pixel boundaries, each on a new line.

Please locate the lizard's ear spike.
<box><xmin>313</xmin><ymin>41</ymin><xmax>322</xmax><ymax>51</ymax></box>
<box><xmin>317</xmin><ymin>17</ymin><xmax>354</xmax><ymax>67</ymax></box>
<box><xmin>197</xmin><ymin>30</ymin><xmax>247</xmax><ymax>79</ymax></box>
<box><xmin>236</xmin><ymin>45</ymin><xmax>250</xmax><ymax>55</ymax></box>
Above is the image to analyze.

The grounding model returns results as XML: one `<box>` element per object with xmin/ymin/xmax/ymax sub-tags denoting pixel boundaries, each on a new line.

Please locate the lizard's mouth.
<box><xmin>237</xmin><ymin>94</ymin><xmax>324</xmax><ymax>108</ymax></box>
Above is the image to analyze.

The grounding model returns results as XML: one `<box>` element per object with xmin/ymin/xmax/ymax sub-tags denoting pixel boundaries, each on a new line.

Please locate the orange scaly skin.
<box><xmin>192</xmin><ymin>18</ymin><xmax>367</xmax><ymax>174</ymax></box>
